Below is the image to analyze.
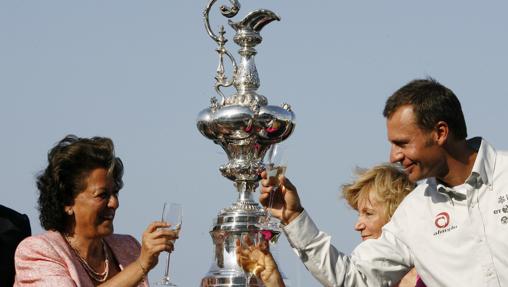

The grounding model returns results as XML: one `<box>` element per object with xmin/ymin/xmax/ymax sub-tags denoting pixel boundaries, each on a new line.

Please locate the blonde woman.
<box><xmin>341</xmin><ymin>164</ymin><xmax>424</xmax><ymax>287</ymax></box>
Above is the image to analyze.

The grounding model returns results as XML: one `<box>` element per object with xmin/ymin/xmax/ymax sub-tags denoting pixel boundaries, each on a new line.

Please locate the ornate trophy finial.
<box><xmin>198</xmin><ymin>1</ymin><xmax>295</xmax><ymax>286</ymax></box>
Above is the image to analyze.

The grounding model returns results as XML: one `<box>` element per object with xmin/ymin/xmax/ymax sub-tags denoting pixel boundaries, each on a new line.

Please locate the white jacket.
<box><xmin>283</xmin><ymin>138</ymin><xmax>508</xmax><ymax>287</ymax></box>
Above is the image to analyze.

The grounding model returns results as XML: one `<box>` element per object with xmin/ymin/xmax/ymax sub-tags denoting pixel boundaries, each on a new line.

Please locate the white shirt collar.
<box><xmin>467</xmin><ymin>137</ymin><xmax>496</xmax><ymax>187</ymax></box>
<box><xmin>428</xmin><ymin>137</ymin><xmax>496</xmax><ymax>201</ymax></box>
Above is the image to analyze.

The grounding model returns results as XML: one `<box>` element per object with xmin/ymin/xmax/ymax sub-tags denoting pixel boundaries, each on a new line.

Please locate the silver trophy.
<box><xmin>197</xmin><ymin>1</ymin><xmax>295</xmax><ymax>286</ymax></box>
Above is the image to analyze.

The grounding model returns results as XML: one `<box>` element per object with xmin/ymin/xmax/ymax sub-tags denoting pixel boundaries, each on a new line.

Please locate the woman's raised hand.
<box><xmin>138</xmin><ymin>221</ymin><xmax>179</xmax><ymax>271</ymax></box>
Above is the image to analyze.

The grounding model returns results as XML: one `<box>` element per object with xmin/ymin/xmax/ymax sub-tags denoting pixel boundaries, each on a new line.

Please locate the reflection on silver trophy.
<box><xmin>197</xmin><ymin>1</ymin><xmax>295</xmax><ymax>286</ymax></box>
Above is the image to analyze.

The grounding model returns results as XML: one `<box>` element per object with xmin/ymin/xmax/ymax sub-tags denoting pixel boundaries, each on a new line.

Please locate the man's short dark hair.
<box><xmin>383</xmin><ymin>78</ymin><xmax>467</xmax><ymax>140</ymax></box>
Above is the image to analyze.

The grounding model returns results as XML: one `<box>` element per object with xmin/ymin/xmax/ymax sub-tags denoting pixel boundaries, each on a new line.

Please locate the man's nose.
<box><xmin>108</xmin><ymin>194</ymin><xmax>119</xmax><ymax>209</ymax></box>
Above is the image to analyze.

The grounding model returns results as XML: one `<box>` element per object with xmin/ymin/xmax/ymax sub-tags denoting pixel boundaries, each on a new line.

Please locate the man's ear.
<box><xmin>434</xmin><ymin>121</ymin><xmax>449</xmax><ymax>145</ymax></box>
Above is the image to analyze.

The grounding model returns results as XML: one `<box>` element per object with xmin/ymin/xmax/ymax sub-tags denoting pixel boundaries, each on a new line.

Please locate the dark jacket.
<box><xmin>0</xmin><ymin>205</ymin><xmax>31</xmax><ymax>287</ymax></box>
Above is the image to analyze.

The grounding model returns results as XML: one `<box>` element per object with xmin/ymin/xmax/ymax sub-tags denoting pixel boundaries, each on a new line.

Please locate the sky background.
<box><xmin>2</xmin><ymin>1</ymin><xmax>508</xmax><ymax>286</ymax></box>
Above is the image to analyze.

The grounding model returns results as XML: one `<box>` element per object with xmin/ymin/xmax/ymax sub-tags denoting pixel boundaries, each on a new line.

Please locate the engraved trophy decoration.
<box><xmin>197</xmin><ymin>0</ymin><xmax>295</xmax><ymax>286</ymax></box>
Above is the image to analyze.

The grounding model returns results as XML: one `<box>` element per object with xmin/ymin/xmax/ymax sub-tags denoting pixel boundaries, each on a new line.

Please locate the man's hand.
<box><xmin>260</xmin><ymin>171</ymin><xmax>303</xmax><ymax>225</ymax></box>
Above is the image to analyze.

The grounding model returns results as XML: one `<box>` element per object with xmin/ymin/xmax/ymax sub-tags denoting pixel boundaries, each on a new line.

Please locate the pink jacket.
<box><xmin>14</xmin><ymin>231</ymin><xmax>149</xmax><ymax>287</ymax></box>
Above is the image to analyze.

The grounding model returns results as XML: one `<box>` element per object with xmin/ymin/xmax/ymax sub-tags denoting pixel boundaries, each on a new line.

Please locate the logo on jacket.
<box><xmin>434</xmin><ymin>212</ymin><xmax>450</xmax><ymax>228</ymax></box>
<box><xmin>433</xmin><ymin>211</ymin><xmax>457</xmax><ymax>236</ymax></box>
<box><xmin>492</xmin><ymin>194</ymin><xmax>508</xmax><ymax>224</ymax></box>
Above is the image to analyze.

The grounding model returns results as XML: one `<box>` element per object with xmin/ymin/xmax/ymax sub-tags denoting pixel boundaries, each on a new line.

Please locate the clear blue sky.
<box><xmin>2</xmin><ymin>1</ymin><xmax>508</xmax><ymax>285</ymax></box>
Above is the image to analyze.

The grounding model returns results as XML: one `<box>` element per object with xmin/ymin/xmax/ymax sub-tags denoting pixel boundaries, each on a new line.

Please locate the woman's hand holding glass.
<box><xmin>137</xmin><ymin>221</ymin><xmax>179</xmax><ymax>274</ymax></box>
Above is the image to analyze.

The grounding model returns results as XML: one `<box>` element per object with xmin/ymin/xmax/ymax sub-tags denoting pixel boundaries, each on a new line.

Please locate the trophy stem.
<box><xmin>235</xmin><ymin>181</ymin><xmax>257</xmax><ymax>204</ymax></box>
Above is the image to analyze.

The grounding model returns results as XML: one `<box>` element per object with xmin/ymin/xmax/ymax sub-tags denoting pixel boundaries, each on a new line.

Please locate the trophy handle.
<box><xmin>204</xmin><ymin>1</ymin><xmax>240</xmax><ymax>105</ymax></box>
<box><xmin>213</xmin><ymin>26</ymin><xmax>238</xmax><ymax>105</ymax></box>
<box><xmin>203</xmin><ymin>0</ymin><xmax>240</xmax><ymax>44</ymax></box>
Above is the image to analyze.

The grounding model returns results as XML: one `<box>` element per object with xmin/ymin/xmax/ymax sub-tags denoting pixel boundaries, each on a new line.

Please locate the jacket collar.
<box><xmin>428</xmin><ymin>137</ymin><xmax>496</xmax><ymax>200</ymax></box>
<box><xmin>467</xmin><ymin>137</ymin><xmax>495</xmax><ymax>188</ymax></box>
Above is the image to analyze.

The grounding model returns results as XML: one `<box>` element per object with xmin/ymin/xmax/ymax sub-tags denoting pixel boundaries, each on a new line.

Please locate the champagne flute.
<box><xmin>261</xmin><ymin>144</ymin><xmax>286</xmax><ymax>242</ymax></box>
<box><xmin>157</xmin><ymin>202</ymin><xmax>182</xmax><ymax>286</ymax></box>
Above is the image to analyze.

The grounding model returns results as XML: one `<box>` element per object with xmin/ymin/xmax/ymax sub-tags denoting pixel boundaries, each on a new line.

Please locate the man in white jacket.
<box><xmin>260</xmin><ymin>78</ymin><xmax>508</xmax><ymax>286</ymax></box>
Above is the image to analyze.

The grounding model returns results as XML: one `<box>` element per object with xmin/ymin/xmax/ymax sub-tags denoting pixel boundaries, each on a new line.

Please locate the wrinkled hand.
<box><xmin>236</xmin><ymin>235</ymin><xmax>283</xmax><ymax>286</ymax></box>
<box><xmin>260</xmin><ymin>171</ymin><xmax>303</xmax><ymax>225</ymax></box>
<box><xmin>138</xmin><ymin>221</ymin><xmax>179</xmax><ymax>271</ymax></box>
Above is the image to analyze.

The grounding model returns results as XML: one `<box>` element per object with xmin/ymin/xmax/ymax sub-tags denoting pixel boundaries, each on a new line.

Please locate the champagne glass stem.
<box><xmin>245</xmin><ymin>272</ymin><xmax>252</xmax><ymax>287</ymax></box>
<box><xmin>266</xmin><ymin>186</ymin><xmax>276</xmax><ymax>223</ymax></box>
<box><xmin>163</xmin><ymin>253</ymin><xmax>171</xmax><ymax>281</ymax></box>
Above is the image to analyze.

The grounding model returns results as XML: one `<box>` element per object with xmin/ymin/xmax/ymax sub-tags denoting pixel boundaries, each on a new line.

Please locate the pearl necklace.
<box><xmin>64</xmin><ymin>235</ymin><xmax>110</xmax><ymax>283</ymax></box>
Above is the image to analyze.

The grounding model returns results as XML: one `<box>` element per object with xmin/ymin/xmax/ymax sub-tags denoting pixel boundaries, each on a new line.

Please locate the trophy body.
<box><xmin>198</xmin><ymin>1</ymin><xmax>295</xmax><ymax>286</ymax></box>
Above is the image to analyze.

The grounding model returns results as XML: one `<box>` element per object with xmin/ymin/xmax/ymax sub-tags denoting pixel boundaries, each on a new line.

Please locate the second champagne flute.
<box><xmin>156</xmin><ymin>202</ymin><xmax>182</xmax><ymax>286</ymax></box>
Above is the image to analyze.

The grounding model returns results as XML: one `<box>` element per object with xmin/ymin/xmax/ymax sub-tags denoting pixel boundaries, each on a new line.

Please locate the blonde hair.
<box><xmin>341</xmin><ymin>164</ymin><xmax>415</xmax><ymax>220</ymax></box>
